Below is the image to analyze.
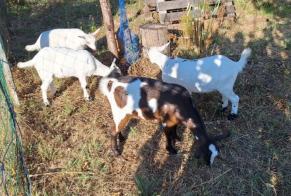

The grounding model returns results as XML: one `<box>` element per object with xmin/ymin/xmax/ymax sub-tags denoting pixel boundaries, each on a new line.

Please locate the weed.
<box><xmin>129</xmin><ymin>126</ymin><xmax>138</xmax><ymax>137</ymax></box>
<box><xmin>62</xmin><ymin>101</ymin><xmax>74</xmax><ymax>116</ymax></box>
<box><xmin>37</xmin><ymin>140</ymin><xmax>58</xmax><ymax>161</ymax></box>
<box><xmin>134</xmin><ymin>175</ymin><xmax>157</xmax><ymax>196</ymax></box>
<box><xmin>179</xmin><ymin>0</ymin><xmax>223</xmax><ymax>56</ymax></box>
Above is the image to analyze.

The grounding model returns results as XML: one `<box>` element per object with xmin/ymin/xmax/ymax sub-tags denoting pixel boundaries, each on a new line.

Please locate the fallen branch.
<box><xmin>191</xmin><ymin>168</ymin><xmax>232</xmax><ymax>189</ymax></box>
<box><xmin>29</xmin><ymin>171</ymin><xmax>96</xmax><ymax>178</ymax></box>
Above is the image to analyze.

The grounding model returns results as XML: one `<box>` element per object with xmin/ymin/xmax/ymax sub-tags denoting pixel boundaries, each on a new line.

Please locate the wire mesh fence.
<box><xmin>0</xmin><ymin>36</ymin><xmax>31</xmax><ymax>195</ymax></box>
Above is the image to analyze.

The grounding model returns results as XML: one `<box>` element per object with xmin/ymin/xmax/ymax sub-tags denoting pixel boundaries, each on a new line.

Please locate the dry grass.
<box><xmin>6</xmin><ymin>0</ymin><xmax>291</xmax><ymax>195</ymax></box>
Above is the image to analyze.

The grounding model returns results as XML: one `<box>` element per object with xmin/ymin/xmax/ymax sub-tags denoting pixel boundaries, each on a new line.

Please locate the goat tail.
<box><xmin>99</xmin><ymin>77</ymin><xmax>114</xmax><ymax>96</ymax></box>
<box><xmin>237</xmin><ymin>48</ymin><xmax>252</xmax><ymax>71</ymax></box>
<box><xmin>17</xmin><ymin>60</ymin><xmax>34</xmax><ymax>68</ymax></box>
<box><xmin>25</xmin><ymin>44</ymin><xmax>39</xmax><ymax>52</ymax></box>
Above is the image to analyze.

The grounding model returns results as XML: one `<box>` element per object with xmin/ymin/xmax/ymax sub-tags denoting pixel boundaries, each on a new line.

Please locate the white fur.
<box><xmin>148</xmin><ymin>43</ymin><xmax>252</xmax><ymax>115</ymax></box>
<box><xmin>25</xmin><ymin>28</ymin><xmax>100</xmax><ymax>52</ymax></box>
<box><xmin>209</xmin><ymin>144</ymin><xmax>218</xmax><ymax>165</ymax></box>
<box><xmin>99</xmin><ymin>78</ymin><xmax>148</xmax><ymax>131</ymax></box>
<box><xmin>18</xmin><ymin>47</ymin><xmax>113</xmax><ymax>105</ymax></box>
<box><xmin>148</xmin><ymin>98</ymin><xmax>158</xmax><ymax>113</ymax></box>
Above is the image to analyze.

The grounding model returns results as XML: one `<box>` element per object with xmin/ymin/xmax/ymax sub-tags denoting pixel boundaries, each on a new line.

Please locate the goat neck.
<box><xmin>150</xmin><ymin>50</ymin><xmax>168</xmax><ymax>70</ymax></box>
<box><xmin>93</xmin><ymin>59</ymin><xmax>112</xmax><ymax>77</ymax></box>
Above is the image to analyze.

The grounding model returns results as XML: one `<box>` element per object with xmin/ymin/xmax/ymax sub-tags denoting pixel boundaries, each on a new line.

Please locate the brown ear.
<box><xmin>114</xmin><ymin>86</ymin><xmax>127</xmax><ymax>108</ymax></box>
<box><xmin>91</xmin><ymin>28</ymin><xmax>101</xmax><ymax>37</ymax></box>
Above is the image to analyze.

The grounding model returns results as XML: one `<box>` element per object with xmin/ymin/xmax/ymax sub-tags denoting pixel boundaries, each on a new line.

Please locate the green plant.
<box><xmin>37</xmin><ymin>140</ymin><xmax>58</xmax><ymax>161</ymax></box>
<box><xmin>129</xmin><ymin>126</ymin><xmax>138</xmax><ymax>137</ymax></box>
<box><xmin>180</xmin><ymin>0</ymin><xmax>222</xmax><ymax>55</ymax></box>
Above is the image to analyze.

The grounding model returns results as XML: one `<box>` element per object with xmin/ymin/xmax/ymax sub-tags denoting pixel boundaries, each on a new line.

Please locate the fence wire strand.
<box><xmin>0</xmin><ymin>50</ymin><xmax>31</xmax><ymax>195</ymax></box>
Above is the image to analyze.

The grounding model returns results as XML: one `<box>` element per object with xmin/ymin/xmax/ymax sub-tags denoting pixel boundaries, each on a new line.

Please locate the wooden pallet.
<box><xmin>145</xmin><ymin>0</ymin><xmax>236</xmax><ymax>24</ymax></box>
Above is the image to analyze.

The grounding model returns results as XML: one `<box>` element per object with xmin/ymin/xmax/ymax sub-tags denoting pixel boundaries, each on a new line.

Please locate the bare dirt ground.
<box><xmin>7</xmin><ymin>0</ymin><xmax>291</xmax><ymax>195</ymax></box>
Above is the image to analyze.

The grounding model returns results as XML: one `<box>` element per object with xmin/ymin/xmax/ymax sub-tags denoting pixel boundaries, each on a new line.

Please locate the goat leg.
<box><xmin>173</xmin><ymin>128</ymin><xmax>181</xmax><ymax>142</ymax></box>
<box><xmin>110</xmin><ymin>132</ymin><xmax>120</xmax><ymax>156</ymax></box>
<box><xmin>118</xmin><ymin>132</ymin><xmax>126</xmax><ymax>143</ymax></box>
<box><xmin>164</xmin><ymin>125</ymin><xmax>178</xmax><ymax>154</ymax></box>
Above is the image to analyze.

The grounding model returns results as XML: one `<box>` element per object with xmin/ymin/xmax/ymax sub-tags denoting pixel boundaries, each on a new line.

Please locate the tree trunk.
<box><xmin>140</xmin><ymin>23</ymin><xmax>169</xmax><ymax>57</ymax></box>
<box><xmin>99</xmin><ymin>0</ymin><xmax>119</xmax><ymax>58</ymax></box>
<box><xmin>0</xmin><ymin>0</ymin><xmax>19</xmax><ymax>105</ymax></box>
<box><xmin>0</xmin><ymin>36</ymin><xmax>20</xmax><ymax>105</ymax></box>
<box><xmin>0</xmin><ymin>0</ymin><xmax>10</xmax><ymax>53</ymax></box>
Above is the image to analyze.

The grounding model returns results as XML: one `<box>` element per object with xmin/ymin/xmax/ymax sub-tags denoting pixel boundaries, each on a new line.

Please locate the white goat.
<box><xmin>148</xmin><ymin>43</ymin><xmax>252</xmax><ymax>120</ymax></box>
<box><xmin>25</xmin><ymin>28</ymin><xmax>100</xmax><ymax>52</ymax></box>
<box><xmin>18</xmin><ymin>47</ymin><xmax>115</xmax><ymax>105</ymax></box>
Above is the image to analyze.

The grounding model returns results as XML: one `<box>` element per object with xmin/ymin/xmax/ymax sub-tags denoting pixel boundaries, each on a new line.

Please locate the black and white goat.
<box><xmin>18</xmin><ymin>47</ymin><xmax>115</xmax><ymax>106</ymax></box>
<box><xmin>25</xmin><ymin>28</ymin><xmax>100</xmax><ymax>52</ymax></box>
<box><xmin>148</xmin><ymin>43</ymin><xmax>252</xmax><ymax>120</ymax></box>
<box><xmin>99</xmin><ymin>64</ymin><xmax>229</xmax><ymax>165</ymax></box>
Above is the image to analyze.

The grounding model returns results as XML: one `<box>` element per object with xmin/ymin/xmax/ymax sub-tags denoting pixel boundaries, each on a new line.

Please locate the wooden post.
<box><xmin>157</xmin><ymin>0</ymin><xmax>166</xmax><ymax>24</ymax></box>
<box><xmin>140</xmin><ymin>23</ymin><xmax>169</xmax><ymax>57</ymax></box>
<box><xmin>99</xmin><ymin>0</ymin><xmax>119</xmax><ymax>58</ymax></box>
<box><xmin>0</xmin><ymin>36</ymin><xmax>20</xmax><ymax>106</ymax></box>
<box><xmin>0</xmin><ymin>0</ymin><xmax>19</xmax><ymax>105</ymax></box>
<box><xmin>0</xmin><ymin>0</ymin><xmax>10</xmax><ymax>54</ymax></box>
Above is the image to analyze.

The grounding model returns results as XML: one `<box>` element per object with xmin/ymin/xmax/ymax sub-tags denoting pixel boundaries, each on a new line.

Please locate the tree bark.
<box><xmin>99</xmin><ymin>0</ymin><xmax>119</xmax><ymax>58</ymax></box>
<box><xmin>0</xmin><ymin>0</ymin><xmax>19</xmax><ymax>105</ymax></box>
<box><xmin>0</xmin><ymin>0</ymin><xmax>10</xmax><ymax>53</ymax></box>
<box><xmin>0</xmin><ymin>36</ymin><xmax>20</xmax><ymax>105</ymax></box>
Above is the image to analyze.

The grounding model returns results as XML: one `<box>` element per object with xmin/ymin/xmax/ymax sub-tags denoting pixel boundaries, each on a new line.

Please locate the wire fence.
<box><xmin>0</xmin><ymin>36</ymin><xmax>31</xmax><ymax>195</ymax></box>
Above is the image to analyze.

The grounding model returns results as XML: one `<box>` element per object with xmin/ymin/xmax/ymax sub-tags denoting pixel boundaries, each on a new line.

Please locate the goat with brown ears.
<box><xmin>99</xmin><ymin>63</ymin><xmax>230</xmax><ymax>166</ymax></box>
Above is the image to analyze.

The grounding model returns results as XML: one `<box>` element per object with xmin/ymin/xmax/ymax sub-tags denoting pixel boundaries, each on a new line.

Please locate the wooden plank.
<box><xmin>164</xmin><ymin>12</ymin><xmax>185</xmax><ymax>23</ymax></box>
<box><xmin>157</xmin><ymin>0</ymin><xmax>236</xmax><ymax>24</ymax></box>
<box><xmin>157</xmin><ymin>0</ymin><xmax>167</xmax><ymax>24</ymax></box>
<box><xmin>167</xmin><ymin>23</ymin><xmax>181</xmax><ymax>30</ymax></box>
<box><xmin>224</xmin><ymin>1</ymin><xmax>233</xmax><ymax>6</ymax></box>
<box><xmin>226</xmin><ymin>5</ymin><xmax>235</xmax><ymax>13</ymax></box>
<box><xmin>144</xmin><ymin>0</ymin><xmax>157</xmax><ymax>8</ymax></box>
<box><xmin>157</xmin><ymin>0</ymin><xmax>190</xmax><ymax>11</ymax></box>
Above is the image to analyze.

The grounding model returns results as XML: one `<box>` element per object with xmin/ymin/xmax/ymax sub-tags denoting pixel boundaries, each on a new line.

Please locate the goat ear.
<box><xmin>91</xmin><ymin>28</ymin><xmax>101</xmax><ymax>37</ymax></box>
<box><xmin>110</xmin><ymin>58</ymin><xmax>121</xmax><ymax>73</ymax></box>
<box><xmin>110</xmin><ymin>58</ymin><xmax>117</xmax><ymax>68</ymax></box>
<box><xmin>144</xmin><ymin>48</ymin><xmax>149</xmax><ymax>56</ymax></box>
<box><xmin>156</xmin><ymin>42</ymin><xmax>170</xmax><ymax>52</ymax></box>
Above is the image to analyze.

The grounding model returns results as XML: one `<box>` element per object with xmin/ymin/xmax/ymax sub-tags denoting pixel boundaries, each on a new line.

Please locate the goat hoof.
<box><xmin>118</xmin><ymin>134</ymin><xmax>126</xmax><ymax>142</ymax></box>
<box><xmin>228</xmin><ymin>113</ymin><xmax>238</xmax><ymax>120</ymax></box>
<box><xmin>86</xmin><ymin>97</ymin><xmax>93</xmax><ymax>102</ymax></box>
<box><xmin>175</xmin><ymin>135</ymin><xmax>182</xmax><ymax>142</ymax></box>
<box><xmin>44</xmin><ymin>102</ymin><xmax>50</xmax><ymax>107</ymax></box>
<box><xmin>167</xmin><ymin>146</ymin><xmax>177</xmax><ymax>155</ymax></box>
<box><xmin>222</xmin><ymin>107</ymin><xmax>228</xmax><ymax>113</ymax></box>
<box><xmin>110</xmin><ymin>149</ymin><xmax>121</xmax><ymax>157</ymax></box>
